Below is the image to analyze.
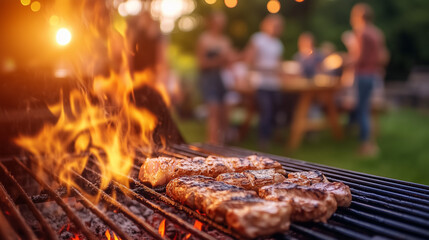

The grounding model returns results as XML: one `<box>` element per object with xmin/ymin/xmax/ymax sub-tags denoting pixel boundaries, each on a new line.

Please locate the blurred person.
<box><xmin>127</xmin><ymin>11</ymin><xmax>168</xmax><ymax>83</ymax></box>
<box><xmin>349</xmin><ymin>3</ymin><xmax>389</xmax><ymax>156</ymax></box>
<box><xmin>196</xmin><ymin>11</ymin><xmax>232</xmax><ymax>145</ymax></box>
<box><xmin>245</xmin><ymin>14</ymin><xmax>284</xmax><ymax>148</ymax></box>
<box><xmin>294</xmin><ymin>32</ymin><xmax>324</xmax><ymax>79</ymax></box>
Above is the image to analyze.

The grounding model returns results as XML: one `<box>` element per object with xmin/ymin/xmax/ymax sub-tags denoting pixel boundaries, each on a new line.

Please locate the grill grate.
<box><xmin>0</xmin><ymin>144</ymin><xmax>428</xmax><ymax>240</ymax></box>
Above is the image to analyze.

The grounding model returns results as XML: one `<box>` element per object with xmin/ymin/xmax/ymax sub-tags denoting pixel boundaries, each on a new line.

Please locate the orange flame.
<box><xmin>158</xmin><ymin>219</ymin><xmax>166</xmax><ymax>237</ymax></box>
<box><xmin>105</xmin><ymin>229</ymin><xmax>121</xmax><ymax>240</ymax></box>
<box><xmin>14</xmin><ymin>1</ymin><xmax>162</xmax><ymax>199</ymax></box>
<box><xmin>185</xmin><ymin>220</ymin><xmax>203</xmax><ymax>239</ymax></box>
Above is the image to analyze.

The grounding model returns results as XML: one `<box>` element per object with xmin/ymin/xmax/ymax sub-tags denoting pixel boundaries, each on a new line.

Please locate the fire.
<box><xmin>70</xmin><ymin>234</ymin><xmax>81</xmax><ymax>240</ymax></box>
<box><xmin>185</xmin><ymin>220</ymin><xmax>203</xmax><ymax>239</ymax></box>
<box><xmin>158</xmin><ymin>219</ymin><xmax>166</xmax><ymax>237</ymax></box>
<box><xmin>14</xmin><ymin>1</ymin><xmax>163</xmax><ymax>197</ymax></box>
<box><xmin>105</xmin><ymin>229</ymin><xmax>121</xmax><ymax>240</ymax></box>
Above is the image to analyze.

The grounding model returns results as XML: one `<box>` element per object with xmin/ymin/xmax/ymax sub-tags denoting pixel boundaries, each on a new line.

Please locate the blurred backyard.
<box><xmin>1</xmin><ymin>0</ymin><xmax>429</xmax><ymax>186</ymax></box>
<box><xmin>166</xmin><ymin>1</ymin><xmax>429</xmax><ymax>185</ymax></box>
<box><xmin>175</xmin><ymin>108</ymin><xmax>429</xmax><ymax>185</ymax></box>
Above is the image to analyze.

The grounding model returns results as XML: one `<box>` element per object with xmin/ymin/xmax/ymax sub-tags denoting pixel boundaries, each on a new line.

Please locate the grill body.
<box><xmin>0</xmin><ymin>143</ymin><xmax>428</xmax><ymax>240</ymax></box>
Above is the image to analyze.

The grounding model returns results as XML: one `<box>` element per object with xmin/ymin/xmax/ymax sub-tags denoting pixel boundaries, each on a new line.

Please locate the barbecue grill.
<box><xmin>0</xmin><ymin>139</ymin><xmax>429</xmax><ymax>240</ymax></box>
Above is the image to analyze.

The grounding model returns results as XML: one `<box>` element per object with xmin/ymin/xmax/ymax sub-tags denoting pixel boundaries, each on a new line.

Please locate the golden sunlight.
<box><xmin>56</xmin><ymin>28</ymin><xmax>72</xmax><ymax>46</ymax></box>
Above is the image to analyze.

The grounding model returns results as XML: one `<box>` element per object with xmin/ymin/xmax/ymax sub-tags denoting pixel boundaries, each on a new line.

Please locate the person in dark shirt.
<box><xmin>197</xmin><ymin>11</ymin><xmax>232</xmax><ymax>145</ymax></box>
<box><xmin>293</xmin><ymin>32</ymin><xmax>323</xmax><ymax>79</ymax></box>
<box><xmin>349</xmin><ymin>3</ymin><xmax>389</xmax><ymax>156</ymax></box>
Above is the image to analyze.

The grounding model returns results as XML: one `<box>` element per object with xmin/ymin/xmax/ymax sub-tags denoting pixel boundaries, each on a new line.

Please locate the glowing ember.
<box><xmin>158</xmin><ymin>219</ymin><xmax>166</xmax><ymax>237</ymax></box>
<box><xmin>105</xmin><ymin>229</ymin><xmax>121</xmax><ymax>240</ymax></box>
<box><xmin>70</xmin><ymin>234</ymin><xmax>80</xmax><ymax>240</ymax></box>
<box><xmin>185</xmin><ymin>220</ymin><xmax>203</xmax><ymax>239</ymax></box>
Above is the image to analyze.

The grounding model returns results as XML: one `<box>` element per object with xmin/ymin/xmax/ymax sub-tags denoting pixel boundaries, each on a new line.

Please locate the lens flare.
<box><xmin>56</xmin><ymin>28</ymin><xmax>72</xmax><ymax>46</ymax></box>
<box><xmin>21</xmin><ymin>0</ymin><xmax>31</xmax><ymax>6</ymax></box>
<box><xmin>31</xmin><ymin>1</ymin><xmax>41</xmax><ymax>12</ymax></box>
<box><xmin>49</xmin><ymin>15</ymin><xmax>60</xmax><ymax>26</ymax></box>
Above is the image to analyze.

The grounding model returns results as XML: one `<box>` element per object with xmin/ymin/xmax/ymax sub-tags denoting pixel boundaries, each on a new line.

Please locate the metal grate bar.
<box><xmin>0</xmin><ymin>162</ymin><xmax>57</xmax><ymax>240</ymax></box>
<box><xmin>0</xmin><ymin>210</ymin><xmax>20</xmax><ymax>240</ymax></box>
<box><xmin>331</xmin><ymin>213</ymin><xmax>423</xmax><ymax>240</ymax></box>
<box><xmin>83</xmin><ymin>163</ymin><xmax>217</xmax><ymax>240</ymax></box>
<box><xmin>13</xmin><ymin>158</ymin><xmax>98</xmax><ymax>240</ymax></box>
<box><xmin>128</xmin><ymin>172</ymin><xmax>244</xmax><ymax>240</ymax></box>
<box><xmin>351</xmin><ymin>194</ymin><xmax>429</xmax><ymax>220</ymax></box>
<box><xmin>167</xmin><ymin>144</ymin><xmax>429</xmax><ymax>240</ymax></box>
<box><xmin>67</xmin><ymin>168</ymin><xmax>165</xmax><ymax>240</ymax></box>
<box><xmin>199</xmin><ymin>144</ymin><xmax>429</xmax><ymax>193</ymax></box>
<box><xmin>70</xmin><ymin>187</ymin><xmax>133</xmax><ymax>240</ymax></box>
<box><xmin>191</xmin><ymin>144</ymin><xmax>429</xmax><ymax>195</ymax></box>
<box><xmin>289</xmin><ymin>224</ymin><xmax>337</xmax><ymax>240</ymax></box>
<box><xmin>0</xmin><ymin>182</ymin><xmax>37</xmax><ymax>240</ymax></box>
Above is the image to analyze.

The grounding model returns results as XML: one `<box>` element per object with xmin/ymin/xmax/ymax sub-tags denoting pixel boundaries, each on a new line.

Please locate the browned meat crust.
<box><xmin>216</xmin><ymin>169</ymin><xmax>286</xmax><ymax>191</ymax></box>
<box><xmin>286</xmin><ymin>171</ymin><xmax>329</xmax><ymax>185</ymax></box>
<box><xmin>286</xmin><ymin>171</ymin><xmax>352</xmax><ymax>207</ymax></box>
<box><xmin>311</xmin><ymin>182</ymin><xmax>352</xmax><ymax>207</ymax></box>
<box><xmin>139</xmin><ymin>155</ymin><xmax>285</xmax><ymax>187</ymax></box>
<box><xmin>259</xmin><ymin>183</ymin><xmax>337</xmax><ymax>222</ymax></box>
<box><xmin>166</xmin><ymin>176</ymin><xmax>292</xmax><ymax>238</ymax></box>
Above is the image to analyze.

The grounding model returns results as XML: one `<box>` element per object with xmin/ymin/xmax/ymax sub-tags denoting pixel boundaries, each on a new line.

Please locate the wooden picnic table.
<box><xmin>283</xmin><ymin>77</ymin><xmax>344</xmax><ymax>150</ymax></box>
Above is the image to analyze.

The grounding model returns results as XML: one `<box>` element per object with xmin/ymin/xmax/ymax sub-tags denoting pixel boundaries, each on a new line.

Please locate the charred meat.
<box><xmin>286</xmin><ymin>171</ymin><xmax>329</xmax><ymax>185</ymax></box>
<box><xmin>259</xmin><ymin>183</ymin><xmax>337</xmax><ymax>222</ymax></box>
<box><xmin>216</xmin><ymin>169</ymin><xmax>286</xmax><ymax>191</ymax></box>
<box><xmin>139</xmin><ymin>155</ymin><xmax>285</xmax><ymax>187</ymax></box>
<box><xmin>286</xmin><ymin>171</ymin><xmax>352</xmax><ymax>207</ymax></box>
<box><xmin>311</xmin><ymin>182</ymin><xmax>352</xmax><ymax>207</ymax></box>
<box><xmin>166</xmin><ymin>176</ymin><xmax>292</xmax><ymax>238</ymax></box>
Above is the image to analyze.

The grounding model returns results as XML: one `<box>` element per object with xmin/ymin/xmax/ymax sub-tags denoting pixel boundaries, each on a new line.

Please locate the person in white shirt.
<box><xmin>245</xmin><ymin>14</ymin><xmax>285</xmax><ymax>148</ymax></box>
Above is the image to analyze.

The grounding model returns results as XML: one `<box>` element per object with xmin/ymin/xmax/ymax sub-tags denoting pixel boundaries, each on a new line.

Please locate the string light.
<box><xmin>267</xmin><ymin>0</ymin><xmax>280</xmax><ymax>14</ymax></box>
<box><xmin>224</xmin><ymin>0</ymin><xmax>237</xmax><ymax>8</ymax></box>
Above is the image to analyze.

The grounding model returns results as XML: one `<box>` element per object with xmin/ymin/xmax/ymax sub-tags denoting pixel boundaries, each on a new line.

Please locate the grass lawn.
<box><xmin>175</xmin><ymin>108</ymin><xmax>429</xmax><ymax>185</ymax></box>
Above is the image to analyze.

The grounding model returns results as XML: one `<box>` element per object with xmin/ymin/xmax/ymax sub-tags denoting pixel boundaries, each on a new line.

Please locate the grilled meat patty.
<box><xmin>139</xmin><ymin>155</ymin><xmax>285</xmax><ymax>187</ymax></box>
<box><xmin>286</xmin><ymin>171</ymin><xmax>352</xmax><ymax>207</ymax></box>
<box><xmin>166</xmin><ymin>176</ymin><xmax>292</xmax><ymax>238</ymax></box>
<box><xmin>285</xmin><ymin>171</ymin><xmax>329</xmax><ymax>185</ymax></box>
<box><xmin>311</xmin><ymin>182</ymin><xmax>352</xmax><ymax>207</ymax></box>
<box><xmin>216</xmin><ymin>169</ymin><xmax>286</xmax><ymax>191</ymax></box>
<box><xmin>259</xmin><ymin>183</ymin><xmax>337</xmax><ymax>222</ymax></box>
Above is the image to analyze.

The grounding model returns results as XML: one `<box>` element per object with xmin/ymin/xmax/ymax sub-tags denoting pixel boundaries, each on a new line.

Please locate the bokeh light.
<box><xmin>30</xmin><ymin>1</ymin><xmax>41</xmax><ymax>12</ymax></box>
<box><xmin>160</xmin><ymin>0</ymin><xmax>184</xmax><ymax>18</ymax></box>
<box><xmin>178</xmin><ymin>16</ymin><xmax>197</xmax><ymax>32</ymax></box>
<box><xmin>160</xmin><ymin>19</ymin><xmax>175</xmax><ymax>34</ymax></box>
<box><xmin>205</xmin><ymin>0</ymin><xmax>216</xmax><ymax>4</ymax></box>
<box><xmin>323</xmin><ymin>54</ymin><xmax>343</xmax><ymax>70</ymax></box>
<box><xmin>267</xmin><ymin>0</ymin><xmax>280</xmax><ymax>14</ymax></box>
<box><xmin>224</xmin><ymin>0</ymin><xmax>237</xmax><ymax>8</ymax></box>
<box><xmin>49</xmin><ymin>15</ymin><xmax>60</xmax><ymax>26</ymax></box>
<box><xmin>295</xmin><ymin>0</ymin><xmax>304</xmax><ymax>2</ymax></box>
<box><xmin>56</xmin><ymin>28</ymin><xmax>72</xmax><ymax>46</ymax></box>
<box><xmin>21</xmin><ymin>0</ymin><xmax>31</xmax><ymax>6</ymax></box>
